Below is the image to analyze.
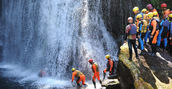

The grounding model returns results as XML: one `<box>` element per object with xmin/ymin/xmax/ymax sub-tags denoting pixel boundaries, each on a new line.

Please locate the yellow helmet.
<box><xmin>169</xmin><ymin>14</ymin><xmax>172</xmax><ymax>18</ymax></box>
<box><xmin>141</xmin><ymin>8</ymin><xmax>147</xmax><ymax>13</ymax></box>
<box><xmin>133</xmin><ymin>7</ymin><xmax>139</xmax><ymax>13</ymax></box>
<box><xmin>136</xmin><ymin>14</ymin><xmax>142</xmax><ymax>19</ymax></box>
<box><xmin>105</xmin><ymin>55</ymin><xmax>110</xmax><ymax>59</ymax></box>
<box><xmin>153</xmin><ymin>12</ymin><xmax>158</xmax><ymax>16</ymax></box>
<box><xmin>148</xmin><ymin>12</ymin><xmax>153</xmax><ymax>19</ymax></box>
<box><xmin>72</xmin><ymin>68</ymin><xmax>76</xmax><ymax>72</ymax></box>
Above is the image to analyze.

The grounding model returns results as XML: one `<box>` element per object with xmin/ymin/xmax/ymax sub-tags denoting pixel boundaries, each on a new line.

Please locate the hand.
<box><xmin>150</xmin><ymin>35</ymin><xmax>153</xmax><ymax>38</ymax></box>
<box><xmin>124</xmin><ymin>40</ymin><xmax>127</xmax><ymax>43</ymax></box>
<box><xmin>138</xmin><ymin>35</ymin><xmax>140</xmax><ymax>38</ymax></box>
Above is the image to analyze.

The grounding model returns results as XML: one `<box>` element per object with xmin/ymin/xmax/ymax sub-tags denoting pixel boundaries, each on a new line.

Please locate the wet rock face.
<box><xmin>101</xmin><ymin>0</ymin><xmax>144</xmax><ymax>46</ymax></box>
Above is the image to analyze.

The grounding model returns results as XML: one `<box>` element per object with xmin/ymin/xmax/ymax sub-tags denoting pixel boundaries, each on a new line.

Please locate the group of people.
<box><xmin>71</xmin><ymin>54</ymin><xmax>115</xmax><ymax>88</ymax></box>
<box><xmin>125</xmin><ymin>3</ymin><xmax>172</xmax><ymax>60</ymax></box>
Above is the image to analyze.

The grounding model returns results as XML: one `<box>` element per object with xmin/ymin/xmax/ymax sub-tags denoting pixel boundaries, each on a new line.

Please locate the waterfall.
<box><xmin>0</xmin><ymin>0</ymin><xmax>118</xmax><ymax>85</ymax></box>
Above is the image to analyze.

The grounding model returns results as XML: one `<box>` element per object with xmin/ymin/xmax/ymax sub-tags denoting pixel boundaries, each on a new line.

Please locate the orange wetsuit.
<box><xmin>104</xmin><ymin>59</ymin><xmax>114</xmax><ymax>75</ymax></box>
<box><xmin>92</xmin><ymin>63</ymin><xmax>100</xmax><ymax>81</ymax></box>
<box><xmin>150</xmin><ymin>19</ymin><xmax>159</xmax><ymax>44</ymax></box>
<box><xmin>72</xmin><ymin>70</ymin><xmax>85</xmax><ymax>85</ymax></box>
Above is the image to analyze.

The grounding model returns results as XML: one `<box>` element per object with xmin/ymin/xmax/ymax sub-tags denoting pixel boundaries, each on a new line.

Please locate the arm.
<box><xmin>151</xmin><ymin>20</ymin><xmax>157</xmax><ymax>36</ymax></box>
<box><xmin>72</xmin><ymin>72</ymin><xmax>76</xmax><ymax>82</ymax></box>
<box><xmin>110</xmin><ymin>60</ymin><xmax>114</xmax><ymax>73</ymax></box>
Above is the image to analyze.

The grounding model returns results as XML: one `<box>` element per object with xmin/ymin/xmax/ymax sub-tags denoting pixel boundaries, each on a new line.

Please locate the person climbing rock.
<box><xmin>136</xmin><ymin>14</ymin><xmax>148</xmax><ymax>54</ymax></box>
<box><xmin>146</xmin><ymin>4</ymin><xmax>159</xmax><ymax>18</ymax></box>
<box><xmin>124</xmin><ymin>17</ymin><xmax>139</xmax><ymax>60</ymax></box>
<box><xmin>88</xmin><ymin>59</ymin><xmax>102</xmax><ymax>88</ymax></box>
<box><xmin>160</xmin><ymin>3</ymin><xmax>170</xmax><ymax>19</ymax></box>
<box><xmin>149</xmin><ymin>12</ymin><xmax>160</xmax><ymax>56</ymax></box>
<box><xmin>103</xmin><ymin>55</ymin><xmax>115</xmax><ymax>80</ymax></box>
<box><xmin>71</xmin><ymin>68</ymin><xmax>86</xmax><ymax>87</ymax></box>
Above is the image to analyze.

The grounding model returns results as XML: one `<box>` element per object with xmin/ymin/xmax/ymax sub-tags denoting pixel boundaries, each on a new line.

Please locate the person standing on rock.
<box><xmin>124</xmin><ymin>17</ymin><xmax>139</xmax><ymax>60</ymax></box>
<box><xmin>149</xmin><ymin>12</ymin><xmax>160</xmax><ymax>56</ymax></box>
<box><xmin>88</xmin><ymin>59</ymin><xmax>102</xmax><ymax>88</ymax></box>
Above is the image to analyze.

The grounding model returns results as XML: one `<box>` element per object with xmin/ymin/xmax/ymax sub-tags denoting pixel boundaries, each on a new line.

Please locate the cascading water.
<box><xmin>0</xmin><ymin>0</ymin><xmax>118</xmax><ymax>88</ymax></box>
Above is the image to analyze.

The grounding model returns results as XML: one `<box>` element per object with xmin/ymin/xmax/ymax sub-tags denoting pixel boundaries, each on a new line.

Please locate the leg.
<box><xmin>132</xmin><ymin>40</ymin><xmax>138</xmax><ymax>58</ymax></box>
<box><xmin>164</xmin><ymin>38</ymin><xmax>168</xmax><ymax>49</ymax></box>
<box><xmin>128</xmin><ymin>40</ymin><xmax>133</xmax><ymax>60</ymax></box>
<box><xmin>103</xmin><ymin>69</ymin><xmax>106</xmax><ymax>80</ymax></box>
<box><xmin>92</xmin><ymin>73</ymin><xmax>96</xmax><ymax>88</ymax></box>
<box><xmin>82</xmin><ymin>75</ymin><xmax>86</xmax><ymax>85</ymax></box>
<box><xmin>76</xmin><ymin>77</ymin><xmax>81</xmax><ymax>86</ymax></box>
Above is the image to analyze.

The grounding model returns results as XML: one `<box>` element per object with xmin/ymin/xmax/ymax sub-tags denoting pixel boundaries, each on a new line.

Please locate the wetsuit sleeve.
<box><xmin>151</xmin><ymin>20</ymin><xmax>157</xmax><ymax>36</ymax></box>
<box><xmin>110</xmin><ymin>60</ymin><xmax>114</xmax><ymax>73</ymax></box>
<box><xmin>72</xmin><ymin>72</ymin><xmax>76</xmax><ymax>82</ymax></box>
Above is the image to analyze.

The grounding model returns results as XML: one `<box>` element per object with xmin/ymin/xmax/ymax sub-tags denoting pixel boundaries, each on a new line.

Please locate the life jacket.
<box><xmin>149</xmin><ymin>18</ymin><xmax>160</xmax><ymax>32</ymax></box>
<box><xmin>129</xmin><ymin>24</ymin><xmax>137</xmax><ymax>35</ymax></box>
<box><xmin>92</xmin><ymin>63</ymin><xmax>99</xmax><ymax>73</ymax></box>
<box><xmin>143</xmin><ymin>14</ymin><xmax>147</xmax><ymax>20</ymax></box>
<box><xmin>75</xmin><ymin>70</ymin><xmax>83</xmax><ymax>77</ymax></box>
<box><xmin>139</xmin><ymin>20</ymin><xmax>148</xmax><ymax>33</ymax></box>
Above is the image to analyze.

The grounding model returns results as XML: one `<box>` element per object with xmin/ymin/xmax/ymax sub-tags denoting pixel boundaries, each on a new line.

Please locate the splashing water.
<box><xmin>0</xmin><ymin>0</ymin><xmax>118</xmax><ymax>88</ymax></box>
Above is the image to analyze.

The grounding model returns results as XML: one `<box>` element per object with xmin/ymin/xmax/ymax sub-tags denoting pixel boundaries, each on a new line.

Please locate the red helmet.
<box><xmin>161</xmin><ymin>3</ymin><xmax>167</xmax><ymax>8</ymax></box>
<box><xmin>147</xmin><ymin>4</ymin><xmax>153</xmax><ymax>10</ymax></box>
<box><xmin>88</xmin><ymin>59</ymin><xmax>93</xmax><ymax>63</ymax></box>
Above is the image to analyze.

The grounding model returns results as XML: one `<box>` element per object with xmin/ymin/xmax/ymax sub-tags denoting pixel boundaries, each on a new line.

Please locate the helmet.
<box><xmin>105</xmin><ymin>55</ymin><xmax>110</xmax><ymax>59</ymax></box>
<box><xmin>128</xmin><ymin>17</ymin><xmax>133</xmax><ymax>21</ymax></box>
<box><xmin>72</xmin><ymin>68</ymin><xmax>76</xmax><ymax>72</ymax></box>
<box><xmin>169</xmin><ymin>14</ymin><xmax>172</xmax><ymax>18</ymax></box>
<box><xmin>136</xmin><ymin>14</ymin><xmax>142</xmax><ymax>19</ymax></box>
<box><xmin>147</xmin><ymin>4</ymin><xmax>153</xmax><ymax>10</ymax></box>
<box><xmin>148</xmin><ymin>12</ymin><xmax>153</xmax><ymax>19</ymax></box>
<box><xmin>141</xmin><ymin>8</ymin><xmax>147</xmax><ymax>13</ymax></box>
<box><xmin>161</xmin><ymin>3</ymin><xmax>167</xmax><ymax>8</ymax></box>
<box><xmin>133</xmin><ymin>7</ymin><xmax>139</xmax><ymax>13</ymax></box>
<box><xmin>88</xmin><ymin>59</ymin><xmax>93</xmax><ymax>63</ymax></box>
<box><xmin>153</xmin><ymin>12</ymin><xmax>158</xmax><ymax>16</ymax></box>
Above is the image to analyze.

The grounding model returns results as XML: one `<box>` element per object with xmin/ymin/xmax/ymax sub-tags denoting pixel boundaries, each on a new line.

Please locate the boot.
<box><xmin>99</xmin><ymin>80</ymin><xmax>102</xmax><ymax>87</ymax></box>
<box><xmin>92</xmin><ymin>80</ymin><xmax>96</xmax><ymax>88</ymax></box>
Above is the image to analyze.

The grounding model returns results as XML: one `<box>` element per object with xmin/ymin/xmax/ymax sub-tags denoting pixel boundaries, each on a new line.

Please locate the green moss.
<box><xmin>119</xmin><ymin>44</ymin><xmax>154</xmax><ymax>89</ymax></box>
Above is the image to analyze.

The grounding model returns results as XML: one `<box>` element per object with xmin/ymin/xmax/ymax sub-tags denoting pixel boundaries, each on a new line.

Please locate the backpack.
<box><xmin>129</xmin><ymin>24</ymin><xmax>137</xmax><ymax>35</ymax></box>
